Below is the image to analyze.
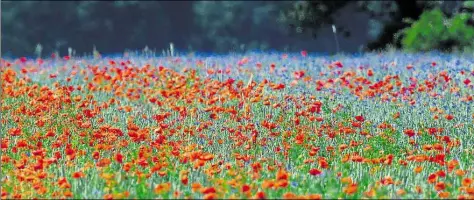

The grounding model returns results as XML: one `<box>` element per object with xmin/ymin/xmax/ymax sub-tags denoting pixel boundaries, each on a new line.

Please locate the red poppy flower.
<box><xmin>355</xmin><ymin>115</ymin><xmax>365</xmax><ymax>122</ymax></box>
<box><xmin>464</xmin><ymin>78</ymin><xmax>471</xmax><ymax>85</ymax></box>
<box><xmin>404</xmin><ymin>129</ymin><xmax>416</xmax><ymax>137</ymax></box>
<box><xmin>20</xmin><ymin>57</ymin><xmax>27</xmax><ymax>63</ymax></box>
<box><xmin>301</xmin><ymin>50</ymin><xmax>308</xmax><ymax>57</ymax></box>
<box><xmin>309</xmin><ymin>168</ymin><xmax>322</xmax><ymax>176</ymax></box>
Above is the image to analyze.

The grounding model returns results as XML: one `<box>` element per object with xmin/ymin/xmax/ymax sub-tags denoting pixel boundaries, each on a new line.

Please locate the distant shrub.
<box><xmin>400</xmin><ymin>7</ymin><xmax>474</xmax><ymax>52</ymax></box>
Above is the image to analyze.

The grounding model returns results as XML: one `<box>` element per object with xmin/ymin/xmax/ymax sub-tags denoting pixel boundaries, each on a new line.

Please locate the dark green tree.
<box><xmin>1</xmin><ymin>1</ymin><xmax>173</xmax><ymax>57</ymax></box>
<box><xmin>281</xmin><ymin>1</ymin><xmax>465</xmax><ymax>51</ymax></box>
<box><xmin>191</xmin><ymin>1</ymin><xmax>294</xmax><ymax>52</ymax></box>
<box><xmin>400</xmin><ymin>1</ymin><xmax>474</xmax><ymax>52</ymax></box>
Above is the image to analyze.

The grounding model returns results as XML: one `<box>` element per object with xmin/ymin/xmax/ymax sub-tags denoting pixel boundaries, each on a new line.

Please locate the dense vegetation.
<box><xmin>2</xmin><ymin>51</ymin><xmax>474</xmax><ymax>199</ymax></box>
<box><xmin>2</xmin><ymin>1</ymin><xmax>474</xmax><ymax>57</ymax></box>
<box><xmin>2</xmin><ymin>1</ymin><xmax>474</xmax><ymax>199</ymax></box>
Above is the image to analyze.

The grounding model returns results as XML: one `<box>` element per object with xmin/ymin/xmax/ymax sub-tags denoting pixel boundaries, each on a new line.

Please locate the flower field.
<box><xmin>1</xmin><ymin>52</ymin><xmax>474</xmax><ymax>199</ymax></box>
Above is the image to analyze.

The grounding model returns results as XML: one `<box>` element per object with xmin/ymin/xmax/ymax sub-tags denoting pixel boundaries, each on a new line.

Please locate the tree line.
<box><xmin>2</xmin><ymin>1</ymin><xmax>473</xmax><ymax>57</ymax></box>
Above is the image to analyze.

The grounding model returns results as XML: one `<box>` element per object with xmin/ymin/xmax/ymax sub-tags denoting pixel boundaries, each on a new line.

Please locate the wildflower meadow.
<box><xmin>1</xmin><ymin>51</ymin><xmax>474</xmax><ymax>199</ymax></box>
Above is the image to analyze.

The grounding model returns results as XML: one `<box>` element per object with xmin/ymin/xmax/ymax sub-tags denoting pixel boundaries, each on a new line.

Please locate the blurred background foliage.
<box><xmin>1</xmin><ymin>0</ymin><xmax>473</xmax><ymax>57</ymax></box>
<box><xmin>400</xmin><ymin>1</ymin><xmax>474</xmax><ymax>52</ymax></box>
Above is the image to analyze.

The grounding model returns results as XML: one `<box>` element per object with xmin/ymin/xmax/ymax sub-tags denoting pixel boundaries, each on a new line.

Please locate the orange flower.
<box><xmin>343</xmin><ymin>183</ymin><xmax>358</xmax><ymax>195</ymax></box>
<box><xmin>466</xmin><ymin>187</ymin><xmax>474</xmax><ymax>195</ymax></box>
<box><xmin>456</xmin><ymin>169</ymin><xmax>466</xmax><ymax>177</ymax></box>
<box><xmin>9</xmin><ymin>128</ymin><xmax>22</xmax><ymax>136</ymax></box>
<box><xmin>462</xmin><ymin>178</ymin><xmax>472</xmax><ymax>187</ymax></box>
<box><xmin>399</xmin><ymin>160</ymin><xmax>408</xmax><ymax>166</ymax></box>
<box><xmin>435</xmin><ymin>182</ymin><xmax>446</xmax><ymax>191</ymax></box>
<box><xmin>433</xmin><ymin>143</ymin><xmax>443</xmax><ymax>151</ymax></box>
<box><xmin>282</xmin><ymin>192</ymin><xmax>298</xmax><ymax>199</ymax></box>
<box><xmin>415</xmin><ymin>185</ymin><xmax>423</xmax><ymax>194</ymax></box>
<box><xmin>173</xmin><ymin>191</ymin><xmax>180</xmax><ymax>198</ymax></box>
<box><xmin>103</xmin><ymin>194</ymin><xmax>113</xmax><ymax>200</ymax></box>
<box><xmin>2</xmin><ymin>68</ymin><xmax>17</xmax><ymax>84</ymax></box>
<box><xmin>96</xmin><ymin>158</ymin><xmax>111</xmax><ymax>167</ymax></box>
<box><xmin>64</xmin><ymin>190</ymin><xmax>73</xmax><ymax>198</ymax></box>
<box><xmin>275</xmin><ymin>179</ymin><xmax>289</xmax><ymax>188</ymax></box>
<box><xmin>191</xmin><ymin>182</ymin><xmax>202</xmax><ymax>192</ymax></box>
<box><xmin>306</xmin><ymin>194</ymin><xmax>322</xmax><ymax>199</ymax></box>
<box><xmin>123</xmin><ymin>162</ymin><xmax>132</xmax><ymax>172</ymax></box>
<box><xmin>396</xmin><ymin>189</ymin><xmax>406</xmax><ymax>196</ymax></box>
<box><xmin>158</xmin><ymin>171</ymin><xmax>167</xmax><ymax>177</ymax></box>
<box><xmin>393</xmin><ymin>112</ymin><xmax>400</xmax><ymax>119</ymax></box>
<box><xmin>318</xmin><ymin>158</ymin><xmax>329</xmax><ymax>169</ymax></box>
<box><xmin>154</xmin><ymin>183</ymin><xmax>171</xmax><ymax>194</ymax></box>
<box><xmin>381</xmin><ymin>176</ymin><xmax>394</xmax><ymax>185</ymax></box>
<box><xmin>341</xmin><ymin>177</ymin><xmax>353</xmax><ymax>184</ymax></box>
<box><xmin>364</xmin><ymin>188</ymin><xmax>376</xmax><ymax>198</ymax></box>
<box><xmin>422</xmin><ymin>145</ymin><xmax>433</xmax><ymax>151</ymax></box>
<box><xmin>447</xmin><ymin>159</ymin><xmax>459</xmax><ymax>172</ymax></box>
<box><xmin>276</xmin><ymin>169</ymin><xmax>289</xmax><ymax>180</ymax></box>
<box><xmin>438</xmin><ymin>191</ymin><xmax>450</xmax><ymax>198</ymax></box>
<box><xmin>200</xmin><ymin>187</ymin><xmax>216</xmax><ymax>194</ymax></box>
<box><xmin>262</xmin><ymin>180</ymin><xmax>274</xmax><ymax>189</ymax></box>
<box><xmin>200</xmin><ymin>153</ymin><xmax>214</xmax><ymax>161</ymax></box>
